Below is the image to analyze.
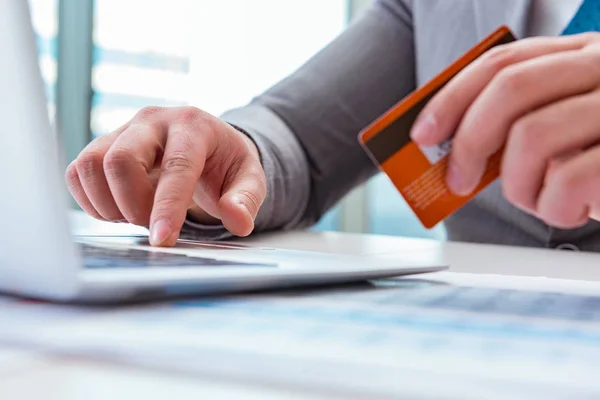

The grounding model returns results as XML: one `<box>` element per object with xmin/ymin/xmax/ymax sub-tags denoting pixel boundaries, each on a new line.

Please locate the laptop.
<box><xmin>0</xmin><ymin>0</ymin><xmax>447</xmax><ymax>303</ymax></box>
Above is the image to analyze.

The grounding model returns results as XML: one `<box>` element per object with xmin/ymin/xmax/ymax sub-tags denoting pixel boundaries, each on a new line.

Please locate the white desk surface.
<box><xmin>2</xmin><ymin>211</ymin><xmax>600</xmax><ymax>399</ymax></box>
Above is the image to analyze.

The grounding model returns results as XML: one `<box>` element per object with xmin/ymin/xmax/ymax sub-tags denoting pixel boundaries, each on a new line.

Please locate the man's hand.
<box><xmin>410</xmin><ymin>33</ymin><xmax>600</xmax><ymax>229</ymax></box>
<box><xmin>66</xmin><ymin>106</ymin><xmax>267</xmax><ymax>246</ymax></box>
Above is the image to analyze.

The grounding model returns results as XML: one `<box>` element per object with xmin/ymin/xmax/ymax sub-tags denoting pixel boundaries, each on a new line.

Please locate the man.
<box><xmin>66</xmin><ymin>0</ymin><xmax>600</xmax><ymax>252</ymax></box>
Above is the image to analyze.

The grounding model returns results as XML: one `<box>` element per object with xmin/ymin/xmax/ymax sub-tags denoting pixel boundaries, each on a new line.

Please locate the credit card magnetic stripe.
<box><xmin>362</xmin><ymin>28</ymin><xmax>516</xmax><ymax>165</ymax></box>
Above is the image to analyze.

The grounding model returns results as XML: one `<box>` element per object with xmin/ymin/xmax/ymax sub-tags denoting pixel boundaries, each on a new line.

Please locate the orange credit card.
<box><xmin>359</xmin><ymin>26</ymin><xmax>517</xmax><ymax>229</ymax></box>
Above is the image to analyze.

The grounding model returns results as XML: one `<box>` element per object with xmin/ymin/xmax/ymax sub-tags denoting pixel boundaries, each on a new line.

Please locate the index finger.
<box><xmin>149</xmin><ymin>126</ymin><xmax>209</xmax><ymax>247</ymax></box>
<box><xmin>409</xmin><ymin>35</ymin><xmax>589</xmax><ymax>146</ymax></box>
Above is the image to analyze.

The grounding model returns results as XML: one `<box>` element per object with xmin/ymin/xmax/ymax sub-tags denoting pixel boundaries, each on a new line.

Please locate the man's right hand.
<box><xmin>66</xmin><ymin>106</ymin><xmax>267</xmax><ymax>247</ymax></box>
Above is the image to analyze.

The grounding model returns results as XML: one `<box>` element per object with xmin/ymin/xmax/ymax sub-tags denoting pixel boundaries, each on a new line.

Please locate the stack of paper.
<box><xmin>1</xmin><ymin>272</ymin><xmax>599</xmax><ymax>399</ymax></box>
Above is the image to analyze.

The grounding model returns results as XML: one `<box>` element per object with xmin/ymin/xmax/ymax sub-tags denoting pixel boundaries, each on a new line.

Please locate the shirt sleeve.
<box><xmin>181</xmin><ymin>0</ymin><xmax>417</xmax><ymax>240</ymax></box>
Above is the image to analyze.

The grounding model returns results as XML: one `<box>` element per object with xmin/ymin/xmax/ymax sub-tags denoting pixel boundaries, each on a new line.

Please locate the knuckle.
<box><xmin>76</xmin><ymin>150</ymin><xmax>105</xmax><ymax>177</ymax></box>
<box><xmin>580</xmin><ymin>31</ymin><xmax>600</xmax><ymax>43</ymax></box>
<box><xmin>134</xmin><ymin>106</ymin><xmax>164</xmax><ymax>121</ymax></box>
<box><xmin>103</xmin><ymin>148</ymin><xmax>134</xmax><ymax>176</ymax></box>
<box><xmin>480</xmin><ymin>44</ymin><xmax>518</xmax><ymax>72</ymax></box>
<box><xmin>452</xmin><ymin>137</ymin><xmax>479</xmax><ymax>167</ymax></box>
<box><xmin>548</xmin><ymin>165</ymin><xmax>581</xmax><ymax>196</ymax></box>
<box><xmin>493</xmin><ymin>66</ymin><xmax>526</xmax><ymax>96</ymax></box>
<box><xmin>65</xmin><ymin>162</ymin><xmax>79</xmax><ymax>183</ymax></box>
<box><xmin>509</xmin><ymin>117</ymin><xmax>546</xmax><ymax>156</ymax></box>
<box><xmin>433</xmin><ymin>90</ymin><xmax>462</xmax><ymax>120</ymax></box>
<box><xmin>580</xmin><ymin>50</ymin><xmax>600</xmax><ymax>75</ymax></box>
<box><xmin>162</xmin><ymin>151</ymin><xmax>195</xmax><ymax>173</ymax></box>
<box><xmin>176</xmin><ymin>106</ymin><xmax>204</xmax><ymax>125</ymax></box>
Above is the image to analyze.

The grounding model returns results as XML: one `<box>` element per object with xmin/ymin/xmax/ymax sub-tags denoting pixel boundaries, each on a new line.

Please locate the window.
<box><xmin>185</xmin><ymin>1</ymin><xmax>347</xmax><ymax>117</ymax></box>
<box><xmin>91</xmin><ymin>0</ymin><xmax>346</xmax><ymax>135</ymax></box>
<box><xmin>91</xmin><ymin>0</ymin><xmax>191</xmax><ymax>137</ymax></box>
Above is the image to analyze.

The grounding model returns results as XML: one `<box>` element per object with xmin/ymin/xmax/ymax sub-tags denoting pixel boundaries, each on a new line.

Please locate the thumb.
<box><xmin>218</xmin><ymin>157</ymin><xmax>267</xmax><ymax>237</ymax></box>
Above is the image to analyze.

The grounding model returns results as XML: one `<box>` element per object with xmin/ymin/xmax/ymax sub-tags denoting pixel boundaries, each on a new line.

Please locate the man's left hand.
<box><xmin>411</xmin><ymin>33</ymin><xmax>600</xmax><ymax>229</ymax></box>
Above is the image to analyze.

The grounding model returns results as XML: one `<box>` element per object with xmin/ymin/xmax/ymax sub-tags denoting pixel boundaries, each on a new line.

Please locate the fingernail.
<box><xmin>447</xmin><ymin>163</ymin><xmax>467</xmax><ymax>195</ymax></box>
<box><xmin>150</xmin><ymin>219</ymin><xmax>171</xmax><ymax>245</ymax></box>
<box><xmin>410</xmin><ymin>114</ymin><xmax>437</xmax><ymax>143</ymax></box>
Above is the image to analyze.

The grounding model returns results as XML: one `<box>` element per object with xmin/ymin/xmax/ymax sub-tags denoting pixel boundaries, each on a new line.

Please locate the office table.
<box><xmin>2</xmin><ymin>212</ymin><xmax>600</xmax><ymax>399</ymax></box>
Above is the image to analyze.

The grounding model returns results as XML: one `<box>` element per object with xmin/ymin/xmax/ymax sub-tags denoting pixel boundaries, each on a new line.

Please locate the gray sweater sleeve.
<box><xmin>181</xmin><ymin>0</ymin><xmax>416</xmax><ymax>240</ymax></box>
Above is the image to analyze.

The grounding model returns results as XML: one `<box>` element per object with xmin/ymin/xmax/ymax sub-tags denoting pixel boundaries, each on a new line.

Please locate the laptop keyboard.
<box><xmin>79</xmin><ymin>243</ymin><xmax>275</xmax><ymax>269</ymax></box>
